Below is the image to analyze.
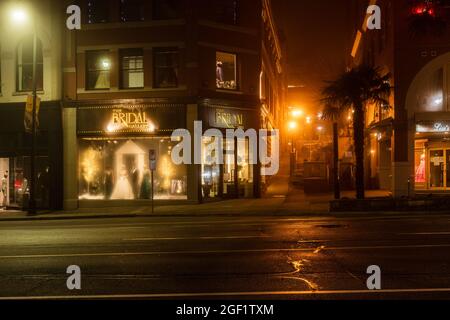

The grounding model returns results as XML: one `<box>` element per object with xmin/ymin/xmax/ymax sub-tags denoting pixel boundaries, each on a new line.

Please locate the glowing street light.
<box><xmin>291</xmin><ymin>109</ymin><xmax>304</xmax><ymax>118</ymax></box>
<box><xmin>288</xmin><ymin>121</ymin><xmax>297</xmax><ymax>131</ymax></box>
<box><xmin>10</xmin><ymin>7</ymin><xmax>29</xmax><ymax>25</ymax></box>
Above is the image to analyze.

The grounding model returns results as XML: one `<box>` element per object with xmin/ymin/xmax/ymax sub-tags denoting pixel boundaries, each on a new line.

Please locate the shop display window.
<box><xmin>201</xmin><ymin>137</ymin><xmax>254</xmax><ymax>199</ymax></box>
<box><xmin>78</xmin><ymin>138</ymin><xmax>187</xmax><ymax>200</ymax></box>
<box><xmin>0</xmin><ymin>156</ymin><xmax>49</xmax><ymax>209</ymax></box>
<box><xmin>216</xmin><ymin>52</ymin><xmax>237</xmax><ymax>90</ymax></box>
<box><xmin>414</xmin><ymin>140</ymin><xmax>426</xmax><ymax>185</ymax></box>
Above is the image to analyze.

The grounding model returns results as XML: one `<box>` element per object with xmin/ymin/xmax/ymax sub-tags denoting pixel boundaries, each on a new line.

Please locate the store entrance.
<box><xmin>428</xmin><ymin>149</ymin><xmax>450</xmax><ymax>189</ymax></box>
<box><xmin>201</xmin><ymin>136</ymin><xmax>254</xmax><ymax>200</ymax></box>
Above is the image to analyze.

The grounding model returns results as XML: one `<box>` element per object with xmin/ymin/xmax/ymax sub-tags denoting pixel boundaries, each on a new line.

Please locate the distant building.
<box><xmin>350</xmin><ymin>0</ymin><xmax>450</xmax><ymax>197</ymax></box>
<box><xmin>0</xmin><ymin>0</ymin><xmax>64</xmax><ymax>210</ymax></box>
<box><xmin>61</xmin><ymin>0</ymin><xmax>286</xmax><ymax>209</ymax></box>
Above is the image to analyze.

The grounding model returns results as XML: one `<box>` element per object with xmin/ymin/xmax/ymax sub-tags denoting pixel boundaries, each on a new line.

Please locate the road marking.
<box><xmin>0</xmin><ymin>218</ymin><xmax>331</xmax><ymax>230</ymax></box>
<box><xmin>123</xmin><ymin>235</ymin><xmax>271</xmax><ymax>241</ymax></box>
<box><xmin>2</xmin><ymin>288</ymin><xmax>450</xmax><ymax>300</ymax></box>
<box><xmin>401</xmin><ymin>232</ymin><xmax>450</xmax><ymax>235</ymax></box>
<box><xmin>3</xmin><ymin>243</ymin><xmax>450</xmax><ymax>259</ymax></box>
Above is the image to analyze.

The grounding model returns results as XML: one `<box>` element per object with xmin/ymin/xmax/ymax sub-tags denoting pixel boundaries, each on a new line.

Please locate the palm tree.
<box><xmin>321</xmin><ymin>65</ymin><xmax>392</xmax><ymax>200</ymax></box>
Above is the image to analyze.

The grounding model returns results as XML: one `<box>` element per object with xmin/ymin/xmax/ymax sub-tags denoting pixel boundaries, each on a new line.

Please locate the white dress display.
<box><xmin>111</xmin><ymin>170</ymin><xmax>134</xmax><ymax>200</ymax></box>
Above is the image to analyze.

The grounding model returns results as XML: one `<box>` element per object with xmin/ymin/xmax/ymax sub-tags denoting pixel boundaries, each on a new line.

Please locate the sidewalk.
<box><xmin>0</xmin><ymin>189</ymin><xmax>400</xmax><ymax>222</ymax></box>
<box><xmin>0</xmin><ymin>152</ymin><xmax>398</xmax><ymax>221</ymax></box>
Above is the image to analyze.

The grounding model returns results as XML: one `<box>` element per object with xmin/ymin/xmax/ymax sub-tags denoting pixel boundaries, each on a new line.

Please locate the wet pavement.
<box><xmin>1</xmin><ymin>213</ymin><xmax>450</xmax><ymax>299</ymax></box>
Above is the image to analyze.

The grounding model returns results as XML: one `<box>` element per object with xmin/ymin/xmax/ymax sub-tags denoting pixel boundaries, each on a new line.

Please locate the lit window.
<box><xmin>17</xmin><ymin>36</ymin><xmax>43</xmax><ymax>92</ymax></box>
<box><xmin>416</xmin><ymin>67</ymin><xmax>443</xmax><ymax>112</ymax></box>
<box><xmin>87</xmin><ymin>0</ymin><xmax>110</xmax><ymax>24</ymax></box>
<box><xmin>120</xmin><ymin>49</ymin><xmax>144</xmax><ymax>89</ymax></box>
<box><xmin>86</xmin><ymin>50</ymin><xmax>111</xmax><ymax>90</ymax></box>
<box><xmin>153</xmin><ymin>48</ymin><xmax>179</xmax><ymax>88</ymax></box>
<box><xmin>216</xmin><ymin>52</ymin><xmax>237</xmax><ymax>90</ymax></box>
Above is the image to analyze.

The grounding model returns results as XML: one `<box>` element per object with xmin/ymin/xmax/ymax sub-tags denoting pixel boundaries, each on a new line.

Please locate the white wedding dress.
<box><xmin>111</xmin><ymin>174</ymin><xmax>134</xmax><ymax>200</ymax></box>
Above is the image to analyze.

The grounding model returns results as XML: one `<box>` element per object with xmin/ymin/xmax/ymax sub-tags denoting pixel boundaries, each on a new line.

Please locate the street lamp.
<box><xmin>287</xmin><ymin>121</ymin><xmax>298</xmax><ymax>177</ymax></box>
<box><xmin>10</xmin><ymin>5</ymin><xmax>38</xmax><ymax>215</ymax></box>
<box><xmin>291</xmin><ymin>109</ymin><xmax>304</xmax><ymax>118</ymax></box>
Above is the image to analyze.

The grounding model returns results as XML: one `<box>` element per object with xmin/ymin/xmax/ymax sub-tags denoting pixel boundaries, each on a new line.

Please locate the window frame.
<box><xmin>120</xmin><ymin>0</ymin><xmax>146</xmax><ymax>22</ymax></box>
<box><xmin>85</xmin><ymin>50</ymin><xmax>112</xmax><ymax>91</ymax></box>
<box><xmin>212</xmin><ymin>0</ymin><xmax>238</xmax><ymax>25</ymax></box>
<box><xmin>119</xmin><ymin>48</ymin><xmax>145</xmax><ymax>89</ymax></box>
<box><xmin>216</xmin><ymin>51</ymin><xmax>238</xmax><ymax>91</ymax></box>
<box><xmin>153</xmin><ymin>47</ymin><xmax>180</xmax><ymax>89</ymax></box>
<box><xmin>86</xmin><ymin>0</ymin><xmax>110</xmax><ymax>24</ymax></box>
<box><xmin>152</xmin><ymin>0</ymin><xmax>183</xmax><ymax>20</ymax></box>
<box><xmin>16</xmin><ymin>36</ymin><xmax>44</xmax><ymax>93</ymax></box>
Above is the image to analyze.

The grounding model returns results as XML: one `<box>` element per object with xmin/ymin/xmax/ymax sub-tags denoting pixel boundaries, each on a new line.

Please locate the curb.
<box><xmin>0</xmin><ymin>209</ymin><xmax>448</xmax><ymax>222</ymax></box>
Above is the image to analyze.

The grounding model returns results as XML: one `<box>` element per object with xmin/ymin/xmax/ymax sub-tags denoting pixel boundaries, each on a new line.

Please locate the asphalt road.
<box><xmin>1</xmin><ymin>213</ymin><xmax>450</xmax><ymax>300</ymax></box>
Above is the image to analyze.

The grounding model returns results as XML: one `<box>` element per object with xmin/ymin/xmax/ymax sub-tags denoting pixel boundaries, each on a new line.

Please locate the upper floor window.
<box><xmin>120</xmin><ymin>0</ymin><xmax>145</xmax><ymax>22</ymax></box>
<box><xmin>87</xmin><ymin>0</ymin><xmax>110</xmax><ymax>23</ymax></box>
<box><xmin>153</xmin><ymin>47</ymin><xmax>179</xmax><ymax>88</ymax></box>
<box><xmin>17</xmin><ymin>36</ymin><xmax>43</xmax><ymax>92</ymax></box>
<box><xmin>86</xmin><ymin>50</ymin><xmax>111</xmax><ymax>90</ymax></box>
<box><xmin>120</xmin><ymin>48</ymin><xmax>144</xmax><ymax>89</ymax></box>
<box><xmin>416</xmin><ymin>67</ymin><xmax>444</xmax><ymax>112</ymax></box>
<box><xmin>216</xmin><ymin>52</ymin><xmax>237</xmax><ymax>90</ymax></box>
<box><xmin>152</xmin><ymin>0</ymin><xmax>183</xmax><ymax>20</ymax></box>
<box><xmin>212</xmin><ymin>0</ymin><xmax>238</xmax><ymax>25</ymax></box>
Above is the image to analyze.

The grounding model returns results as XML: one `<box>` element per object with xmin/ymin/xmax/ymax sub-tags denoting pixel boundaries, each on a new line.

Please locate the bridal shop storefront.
<box><xmin>415</xmin><ymin>118</ymin><xmax>450</xmax><ymax>191</ymax></box>
<box><xmin>200</xmin><ymin>104</ymin><xmax>260</xmax><ymax>200</ymax></box>
<box><xmin>76</xmin><ymin>103</ymin><xmax>189</xmax><ymax>204</ymax></box>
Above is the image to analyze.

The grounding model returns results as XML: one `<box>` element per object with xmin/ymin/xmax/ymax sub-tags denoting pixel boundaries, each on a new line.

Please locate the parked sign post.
<box><xmin>149</xmin><ymin>150</ymin><xmax>157</xmax><ymax>214</ymax></box>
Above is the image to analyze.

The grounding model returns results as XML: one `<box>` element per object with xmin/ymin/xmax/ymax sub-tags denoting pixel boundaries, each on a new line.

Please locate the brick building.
<box><xmin>350</xmin><ymin>0</ymin><xmax>450</xmax><ymax>197</ymax></box>
<box><xmin>61</xmin><ymin>0</ymin><xmax>286</xmax><ymax>209</ymax></box>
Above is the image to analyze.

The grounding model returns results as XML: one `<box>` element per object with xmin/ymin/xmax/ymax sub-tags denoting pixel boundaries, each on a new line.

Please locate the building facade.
<box><xmin>350</xmin><ymin>0</ymin><xmax>450</xmax><ymax>197</ymax></box>
<box><xmin>0</xmin><ymin>0</ymin><xmax>64</xmax><ymax>210</ymax></box>
<box><xmin>62</xmin><ymin>0</ymin><xmax>285</xmax><ymax>209</ymax></box>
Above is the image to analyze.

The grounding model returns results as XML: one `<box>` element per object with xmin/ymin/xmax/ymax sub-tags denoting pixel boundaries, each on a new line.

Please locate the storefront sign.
<box><xmin>416</xmin><ymin>121</ymin><xmax>450</xmax><ymax>133</ymax></box>
<box><xmin>77</xmin><ymin>104</ymin><xmax>186</xmax><ymax>136</ymax></box>
<box><xmin>107</xmin><ymin>109</ymin><xmax>155</xmax><ymax>133</ymax></box>
<box><xmin>215</xmin><ymin>109</ymin><xmax>244</xmax><ymax>128</ymax></box>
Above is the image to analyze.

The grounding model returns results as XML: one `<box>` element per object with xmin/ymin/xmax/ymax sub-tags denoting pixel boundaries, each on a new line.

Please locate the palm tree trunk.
<box><xmin>353</xmin><ymin>104</ymin><xmax>365</xmax><ymax>199</ymax></box>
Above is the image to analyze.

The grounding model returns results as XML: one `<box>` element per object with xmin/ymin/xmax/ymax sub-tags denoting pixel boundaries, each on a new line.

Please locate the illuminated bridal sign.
<box><xmin>77</xmin><ymin>104</ymin><xmax>186</xmax><ymax>136</ymax></box>
<box><xmin>215</xmin><ymin>109</ymin><xmax>244</xmax><ymax>128</ymax></box>
<box><xmin>107</xmin><ymin>109</ymin><xmax>156</xmax><ymax>133</ymax></box>
<box><xmin>416</xmin><ymin>121</ymin><xmax>450</xmax><ymax>133</ymax></box>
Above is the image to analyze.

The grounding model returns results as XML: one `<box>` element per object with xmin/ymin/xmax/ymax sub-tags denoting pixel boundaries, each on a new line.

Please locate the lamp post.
<box><xmin>10</xmin><ymin>5</ymin><xmax>38</xmax><ymax>215</ymax></box>
<box><xmin>288</xmin><ymin>121</ymin><xmax>297</xmax><ymax>177</ymax></box>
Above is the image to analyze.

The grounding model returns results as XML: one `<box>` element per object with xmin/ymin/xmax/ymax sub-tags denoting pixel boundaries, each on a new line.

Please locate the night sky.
<box><xmin>273</xmin><ymin>0</ymin><xmax>356</xmax><ymax>112</ymax></box>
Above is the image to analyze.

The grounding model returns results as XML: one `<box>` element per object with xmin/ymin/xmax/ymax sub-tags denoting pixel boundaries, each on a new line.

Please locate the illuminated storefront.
<box><xmin>77</xmin><ymin>102</ymin><xmax>188</xmax><ymax>203</ymax></box>
<box><xmin>414</xmin><ymin>119</ymin><xmax>450</xmax><ymax>191</ymax></box>
<box><xmin>201</xmin><ymin>104</ymin><xmax>259</xmax><ymax>199</ymax></box>
<box><xmin>0</xmin><ymin>102</ymin><xmax>62</xmax><ymax>210</ymax></box>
